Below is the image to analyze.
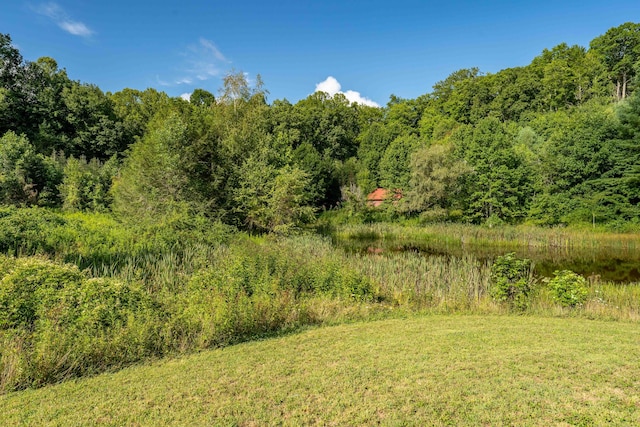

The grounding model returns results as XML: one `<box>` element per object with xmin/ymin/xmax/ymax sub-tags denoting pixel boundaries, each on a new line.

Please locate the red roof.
<box><xmin>366</xmin><ymin>188</ymin><xmax>402</xmax><ymax>207</ymax></box>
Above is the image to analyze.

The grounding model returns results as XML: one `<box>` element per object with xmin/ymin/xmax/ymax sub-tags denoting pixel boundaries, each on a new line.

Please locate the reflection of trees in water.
<box><xmin>340</xmin><ymin>238</ymin><xmax>640</xmax><ymax>283</ymax></box>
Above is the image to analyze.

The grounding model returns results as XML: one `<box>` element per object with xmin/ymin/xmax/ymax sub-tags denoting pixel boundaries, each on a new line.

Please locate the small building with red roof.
<box><xmin>366</xmin><ymin>188</ymin><xmax>402</xmax><ymax>207</ymax></box>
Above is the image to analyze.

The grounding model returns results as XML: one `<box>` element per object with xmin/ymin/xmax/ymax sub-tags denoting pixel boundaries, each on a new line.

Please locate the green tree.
<box><xmin>292</xmin><ymin>141</ymin><xmax>337</xmax><ymax>207</ymax></box>
<box><xmin>590</xmin><ymin>22</ymin><xmax>640</xmax><ymax>100</ymax></box>
<box><xmin>189</xmin><ymin>88</ymin><xmax>215</xmax><ymax>107</ymax></box>
<box><xmin>0</xmin><ymin>34</ymin><xmax>46</xmax><ymax>142</ymax></box>
<box><xmin>60</xmin><ymin>83</ymin><xmax>126</xmax><ymax>159</ymax></box>
<box><xmin>378</xmin><ymin>133</ymin><xmax>421</xmax><ymax>191</ymax></box>
<box><xmin>31</xmin><ymin>57</ymin><xmax>74</xmax><ymax>153</ymax></box>
<box><xmin>110</xmin><ymin>88</ymin><xmax>172</xmax><ymax>144</ymax></box>
<box><xmin>454</xmin><ymin>118</ymin><xmax>535</xmax><ymax>223</ymax></box>
<box><xmin>0</xmin><ymin>131</ymin><xmax>61</xmax><ymax>206</ymax></box>
<box><xmin>232</xmin><ymin>157</ymin><xmax>313</xmax><ymax>233</ymax></box>
<box><xmin>485</xmin><ymin>66</ymin><xmax>542</xmax><ymax>122</ymax></box>
<box><xmin>59</xmin><ymin>156</ymin><xmax>119</xmax><ymax>212</ymax></box>
<box><xmin>291</xmin><ymin>92</ymin><xmax>360</xmax><ymax>161</ymax></box>
<box><xmin>111</xmin><ymin>114</ymin><xmax>192</xmax><ymax>223</ymax></box>
<box><xmin>614</xmin><ymin>89</ymin><xmax>640</xmax><ymax>206</ymax></box>
<box><xmin>531</xmin><ymin>43</ymin><xmax>609</xmax><ymax>110</ymax></box>
<box><xmin>407</xmin><ymin>142</ymin><xmax>472</xmax><ymax>214</ymax></box>
<box><xmin>355</xmin><ymin>122</ymin><xmax>401</xmax><ymax>192</ymax></box>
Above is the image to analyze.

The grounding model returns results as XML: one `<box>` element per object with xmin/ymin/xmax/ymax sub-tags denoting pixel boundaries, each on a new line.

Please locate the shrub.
<box><xmin>187</xmin><ymin>236</ymin><xmax>375</xmax><ymax>301</ymax></box>
<box><xmin>0</xmin><ymin>256</ymin><xmax>84</xmax><ymax>330</ymax></box>
<box><xmin>0</xmin><ymin>207</ymin><xmax>67</xmax><ymax>256</ymax></box>
<box><xmin>0</xmin><ymin>256</ymin><xmax>165</xmax><ymax>391</ymax></box>
<box><xmin>59</xmin><ymin>156</ymin><xmax>119</xmax><ymax>212</ymax></box>
<box><xmin>547</xmin><ymin>270</ymin><xmax>588</xmax><ymax>307</ymax></box>
<box><xmin>490</xmin><ymin>253</ymin><xmax>534</xmax><ymax>310</ymax></box>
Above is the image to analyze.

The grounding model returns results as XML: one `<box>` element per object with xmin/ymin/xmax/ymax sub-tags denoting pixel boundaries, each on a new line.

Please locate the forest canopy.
<box><xmin>1</xmin><ymin>23</ymin><xmax>639</xmax><ymax>231</ymax></box>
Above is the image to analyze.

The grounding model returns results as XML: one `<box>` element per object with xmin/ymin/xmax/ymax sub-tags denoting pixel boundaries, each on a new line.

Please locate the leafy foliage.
<box><xmin>2</xmin><ymin>24</ymin><xmax>640</xmax><ymax>227</ymax></box>
<box><xmin>547</xmin><ymin>270</ymin><xmax>589</xmax><ymax>307</ymax></box>
<box><xmin>0</xmin><ymin>131</ymin><xmax>61</xmax><ymax>206</ymax></box>
<box><xmin>0</xmin><ymin>257</ymin><xmax>84</xmax><ymax>330</ymax></box>
<box><xmin>111</xmin><ymin>113</ymin><xmax>192</xmax><ymax>223</ymax></box>
<box><xmin>59</xmin><ymin>156</ymin><xmax>118</xmax><ymax>212</ymax></box>
<box><xmin>407</xmin><ymin>142</ymin><xmax>472</xmax><ymax>214</ymax></box>
<box><xmin>490</xmin><ymin>253</ymin><xmax>535</xmax><ymax>310</ymax></box>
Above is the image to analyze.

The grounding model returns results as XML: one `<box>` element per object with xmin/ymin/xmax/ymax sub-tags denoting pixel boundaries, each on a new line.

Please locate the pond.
<box><xmin>333</xmin><ymin>235</ymin><xmax>640</xmax><ymax>283</ymax></box>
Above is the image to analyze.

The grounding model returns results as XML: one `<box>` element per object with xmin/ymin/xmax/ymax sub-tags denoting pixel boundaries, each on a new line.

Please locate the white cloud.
<box><xmin>156</xmin><ymin>75</ymin><xmax>170</xmax><ymax>87</ymax></box>
<box><xmin>315</xmin><ymin>76</ymin><xmax>342</xmax><ymax>95</ymax></box>
<box><xmin>59</xmin><ymin>21</ymin><xmax>92</xmax><ymax>37</ymax></box>
<box><xmin>174</xmin><ymin>38</ymin><xmax>231</xmax><ymax>85</ymax></box>
<box><xmin>180</xmin><ymin>93</ymin><xmax>192</xmax><ymax>101</ymax></box>
<box><xmin>314</xmin><ymin>76</ymin><xmax>380</xmax><ymax>107</ymax></box>
<box><xmin>199</xmin><ymin>38</ymin><xmax>227</xmax><ymax>62</ymax></box>
<box><xmin>33</xmin><ymin>2</ymin><xmax>94</xmax><ymax>38</ymax></box>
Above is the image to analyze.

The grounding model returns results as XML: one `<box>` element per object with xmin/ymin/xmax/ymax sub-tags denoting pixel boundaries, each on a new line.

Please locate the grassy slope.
<box><xmin>2</xmin><ymin>315</ymin><xmax>640</xmax><ymax>426</ymax></box>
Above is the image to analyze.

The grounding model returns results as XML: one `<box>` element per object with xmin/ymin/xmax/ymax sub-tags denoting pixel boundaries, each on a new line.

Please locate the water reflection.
<box><xmin>336</xmin><ymin>238</ymin><xmax>640</xmax><ymax>283</ymax></box>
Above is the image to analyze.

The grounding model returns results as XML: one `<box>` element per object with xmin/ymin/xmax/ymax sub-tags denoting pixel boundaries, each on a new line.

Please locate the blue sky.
<box><xmin>3</xmin><ymin>1</ymin><xmax>640</xmax><ymax>107</ymax></box>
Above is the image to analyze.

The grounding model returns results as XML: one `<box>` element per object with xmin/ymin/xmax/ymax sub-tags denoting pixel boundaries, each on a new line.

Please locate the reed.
<box><xmin>0</xmin><ymin>234</ymin><xmax>378</xmax><ymax>393</ymax></box>
<box><xmin>344</xmin><ymin>246</ymin><xmax>640</xmax><ymax>322</ymax></box>
<box><xmin>335</xmin><ymin>222</ymin><xmax>640</xmax><ymax>250</ymax></box>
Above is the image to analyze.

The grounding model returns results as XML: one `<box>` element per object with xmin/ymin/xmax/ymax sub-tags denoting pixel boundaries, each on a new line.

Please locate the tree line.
<box><xmin>1</xmin><ymin>23</ymin><xmax>639</xmax><ymax>231</ymax></box>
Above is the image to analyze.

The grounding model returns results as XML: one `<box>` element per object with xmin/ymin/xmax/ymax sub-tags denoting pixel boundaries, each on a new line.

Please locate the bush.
<box><xmin>0</xmin><ymin>256</ymin><xmax>84</xmax><ymax>330</ymax></box>
<box><xmin>187</xmin><ymin>236</ymin><xmax>375</xmax><ymax>301</ymax></box>
<box><xmin>0</xmin><ymin>207</ymin><xmax>67</xmax><ymax>256</ymax></box>
<box><xmin>490</xmin><ymin>253</ymin><xmax>534</xmax><ymax>310</ymax></box>
<box><xmin>0</xmin><ymin>255</ymin><xmax>166</xmax><ymax>390</ymax></box>
<box><xmin>547</xmin><ymin>270</ymin><xmax>588</xmax><ymax>307</ymax></box>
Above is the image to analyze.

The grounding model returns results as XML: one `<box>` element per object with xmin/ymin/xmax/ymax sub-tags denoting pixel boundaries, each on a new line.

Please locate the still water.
<box><xmin>335</xmin><ymin>237</ymin><xmax>640</xmax><ymax>283</ymax></box>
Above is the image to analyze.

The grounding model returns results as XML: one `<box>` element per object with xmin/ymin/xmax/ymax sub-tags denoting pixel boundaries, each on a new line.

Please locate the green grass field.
<box><xmin>2</xmin><ymin>315</ymin><xmax>639</xmax><ymax>426</ymax></box>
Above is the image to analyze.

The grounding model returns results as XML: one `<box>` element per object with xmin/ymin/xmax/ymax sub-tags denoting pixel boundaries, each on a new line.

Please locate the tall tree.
<box><xmin>189</xmin><ymin>88</ymin><xmax>215</xmax><ymax>107</ymax></box>
<box><xmin>60</xmin><ymin>83</ymin><xmax>126</xmax><ymax>159</ymax></box>
<box><xmin>0</xmin><ymin>34</ymin><xmax>42</xmax><ymax>140</ymax></box>
<box><xmin>111</xmin><ymin>114</ymin><xmax>192</xmax><ymax>223</ymax></box>
<box><xmin>378</xmin><ymin>133</ymin><xmax>421</xmax><ymax>191</ymax></box>
<box><xmin>615</xmin><ymin>90</ymin><xmax>640</xmax><ymax>205</ymax></box>
<box><xmin>0</xmin><ymin>131</ymin><xmax>61</xmax><ymax>206</ymax></box>
<box><xmin>590</xmin><ymin>22</ymin><xmax>640</xmax><ymax>100</ymax></box>
<box><xmin>111</xmin><ymin>88</ymin><xmax>172</xmax><ymax>144</ymax></box>
<box><xmin>407</xmin><ymin>142</ymin><xmax>472</xmax><ymax>213</ymax></box>
<box><xmin>454</xmin><ymin>118</ymin><xmax>535</xmax><ymax>223</ymax></box>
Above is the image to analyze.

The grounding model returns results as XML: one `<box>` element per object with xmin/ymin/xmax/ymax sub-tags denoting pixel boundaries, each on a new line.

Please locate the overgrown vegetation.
<box><xmin>0</xmin><ymin>208</ymin><xmax>637</xmax><ymax>393</ymax></box>
<box><xmin>1</xmin><ymin>23</ymin><xmax>640</xmax><ymax>399</ymax></box>
<box><xmin>0</xmin><ymin>209</ymin><xmax>381</xmax><ymax>392</ymax></box>
<box><xmin>489</xmin><ymin>253</ymin><xmax>535</xmax><ymax>311</ymax></box>
<box><xmin>547</xmin><ymin>270</ymin><xmax>589</xmax><ymax>307</ymax></box>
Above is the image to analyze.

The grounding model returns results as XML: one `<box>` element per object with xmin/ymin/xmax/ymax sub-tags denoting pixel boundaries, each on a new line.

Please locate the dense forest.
<box><xmin>1</xmin><ymin>22</ymin><xmax>640</xmax><ymax>231</ymax></box>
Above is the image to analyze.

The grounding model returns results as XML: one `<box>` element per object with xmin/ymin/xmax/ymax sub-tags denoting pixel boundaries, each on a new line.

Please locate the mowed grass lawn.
<box><xmin>2</xmin><ymin>315</ymin><xmax>640</xmax><ymax>426</ymax></box>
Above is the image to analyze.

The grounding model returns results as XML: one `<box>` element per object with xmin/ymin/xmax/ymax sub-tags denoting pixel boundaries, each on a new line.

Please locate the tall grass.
<box><xmin>0</xmin><ymin>206</ymin><xmax>234</xmax><ymax>274</ymax></box>
<box><xmin>343</xmin><ymin>248</ymin><xmax>640</xmax><ymax>322</ymax></box>
<box><xmin>1</xmin><ymin>208</ymin><xmax>639</xmax><ymax>393</ymax></box>
<box><xmin>348</xmin><ymin>252</ymin><xmax>492</xmax><ymax>312</ymax></box>
<box><xmin>0</xmin><ymin>228</ymin><xmax>378</xmax><ymax>393</ymax></box>
<box><xmin>335</xmin><ymin>222</ymin><xmax>640</xmax><ymax>250</ymax></box>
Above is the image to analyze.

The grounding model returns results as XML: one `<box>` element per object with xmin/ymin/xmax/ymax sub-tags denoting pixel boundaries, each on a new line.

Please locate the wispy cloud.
<box><xmin>156</xmin><ymin>75</ymin><xmax>170</xmax><ymax>87</ymax></box>
<box><xmin>32</xmin><ymin>2</ymin><xmax>94</xmax><ymax>38</ymax></box>
<box><xmin>315</xmin><ymin>76</ymin><xmax>380</xmax><ymax>107</ymax></box>
<box><xmin>198</xmin><ymin>38</ymin><xmax>227</xmax><ymax>62</ymax></box>
<box><xmin>170</xmin><ymin>38</ymin><xmax>231</xmax><ymax>86</ymax></box>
